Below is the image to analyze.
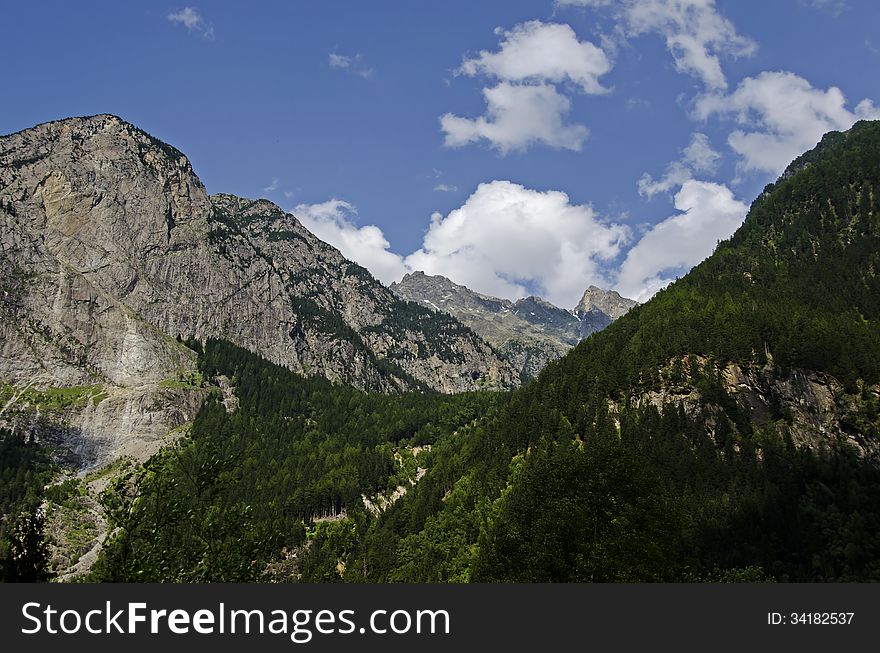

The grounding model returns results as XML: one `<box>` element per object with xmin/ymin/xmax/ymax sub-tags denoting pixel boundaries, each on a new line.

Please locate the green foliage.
<box><xmin>474</xmin><ymin>434</ymin><xmax>677</xmax><ymax>582</ymax></box>
<box><xmin>343</xmin><ymin>122</ymin><xmax>880</xmax><ymax>583</ymax></box>
<box><xmin>0</xmin><ymin>429</ymin><xmax>55</xmax><ymax>582</ymax></box>
<box><xmin>89</xmin><ymin>340</ymin><xmax>499</xmax><ymax>582</ymax></box>
<box><xmin>79</xmin><ymin>122</ymin><xmax>880</xmax><ymax>582</ymax></box>
<box><xmin>0</xmin><ymin>384</ymin><xmax>106</xmax><ymax>412</ymax></box>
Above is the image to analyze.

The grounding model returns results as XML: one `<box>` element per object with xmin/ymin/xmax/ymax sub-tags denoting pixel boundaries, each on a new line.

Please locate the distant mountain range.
<box><xmin>0</xmin><ymin>114</ymin><xmax>640</xmax><ymax>466</ymax></box>
<box><xmin>390</xmin><ymin>272</ymin><xmax>637</xmax><ymax>379</ymax></box>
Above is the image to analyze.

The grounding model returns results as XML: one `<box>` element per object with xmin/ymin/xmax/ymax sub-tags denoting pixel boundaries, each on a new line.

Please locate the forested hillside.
<box><xmin>88</xmin><ymin>340</ymin><xmax>503</xmax><ymax>582</ymax></box>
<box><xmin>0</xmin><ymin>429</ymin><xmax>53</xmax><ymax>581</ymax></box>
<box><xmin>82</xmin><ymin>121</ymin><xmax>880</xmax><ymax>583</ymax></box>
<box><xmin>351</xmin><ymin>120</ymin><xmax>880</xmax><ymax>582</ymax></box>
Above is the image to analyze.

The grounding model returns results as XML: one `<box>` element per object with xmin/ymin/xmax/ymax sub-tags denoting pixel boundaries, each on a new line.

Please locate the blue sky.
<box><xmin>3</xmin><ymin>0</ymin><xmax>879</xmax><ymax>306</ymax></box>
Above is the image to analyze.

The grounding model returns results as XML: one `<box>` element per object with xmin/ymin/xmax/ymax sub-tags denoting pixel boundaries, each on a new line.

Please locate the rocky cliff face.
<box><xmin>390</xmin><ymin>271</ymin><xmax>637</xmax><ymax>379</ymax></box>
<box><xmin>575</xmin><ymin>286</ymin><xmax>638</xmax><ymax>321</ymax></box>
<box><xmin>622</xmin><ymin>355</ymin><xmax>880</xmax><ymax>461</ymax></box>
<box><xmin>0</xmin><ymin>114</ymin><xmax>518</xmax><ymax>464</ymax></box>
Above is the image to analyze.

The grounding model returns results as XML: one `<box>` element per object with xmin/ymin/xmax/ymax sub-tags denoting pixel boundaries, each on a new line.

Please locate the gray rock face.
<box><xmin>625</xmin><ymin>355</ymin><xmax>880</xmax><ymax>461</ymax></box>
<box><xmin>575</xmin><ymin>285</ymin><xmax>639</xmax><ymax>321</ymax></box>
<box><xmin>390</xmin><ymin>272</ymin><xmax>637</xmax><ymax>379</ymax></box>
<box><xmin>0</xmin><ymin>114</ymin><xmax>517</xmax><ymax>395</ymax></box>
<box><xmin>0</xmin><ymin>114</ymin><xmax>518</xmax><ymax>465</ymax></box>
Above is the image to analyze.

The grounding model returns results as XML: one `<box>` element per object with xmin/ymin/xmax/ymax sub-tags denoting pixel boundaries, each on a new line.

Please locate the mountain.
<box><xmin>390</xmin><ymin>272</ymin><xmax>636</xmax><ymax>379</ymax></box>
<box><xmin>8</xmin><ymin>117</ymin><xmax>880</xmax><ymax>583</ymax></box>
<box><xmin>574</xmin><ymin>285</ymin><xmax>638</xmax><ymax>320</ymax></box>
<box><xmin>305</xmin><ymin>121</ymin><xmax>880</xmax><ymax>582</ymax></box>
<box><xmin>0</xmin><ymin>115</ymin><xmax>517</xmax><ymax>466</ymax></box>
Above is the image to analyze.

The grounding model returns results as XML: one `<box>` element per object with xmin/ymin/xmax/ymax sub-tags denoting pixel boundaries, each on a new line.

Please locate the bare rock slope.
<box><xmin>0</xmin><ymin>114</ymin><xmax>517</xmax><ymax>463</ymax></box>
<box><xmin>390</xmin><ymin>272</ymin><xmax>637</xmax><ymax>379</ymax></box>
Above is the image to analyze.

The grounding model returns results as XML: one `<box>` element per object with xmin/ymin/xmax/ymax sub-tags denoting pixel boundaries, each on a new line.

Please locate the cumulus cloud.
<box><xmin>167</xmin><ymin>7</ymin><xmax>214</xmax><ymax>40</ymax></box>
<box><xmin>442</xmin><ymin>21</ymin><xmax>610</xmax><ymax>154</ymax></box>
<box><xmin>558</xmin><ymin>0</ymin><xmax>756</xmax><ymax>90</ymax></box>
<box><xmin>296</xmin><ymin>180</ymin><xmax>748</xmax><ymax>307</ymax></box>
<box><xmin>294</xmin><ymin>183</ymin><xmax>630</xmax><ymax>308</ymax></box>
<box><xmin>458</xmin><ymin>21</ymin><xmax>612</xmax><ymax>94</ymax></box>
<box><xmin>639</xmin><ymin>132</ymin><xmax>721</xmax><ymax>197</ymax></box>
<box><xmin>441</xmin><ymin>82</ymin><xmax>589</xmax><ymax>154</ymax></box>
<box><xmin>695</xmin><ymin>71</ymin><xmax>880</xmax><ymax>174</ymax></box>
<box><xmin>616</xmin><ymin>180</ymin><xmax>748</xmax><ymax>301</ymax></box>
<box><xmin>293</xmin><ymin>200</ymin><xmax>407</xmax><ymax>285</ymax></box>
<box><xmin>404</xmin><ymin>181</ymin><xmax>630</xmax><ymax>308</ymax></box>
<box><xmin>328</xmin><ymin>53</ymin><xmax>375</xmax><ymax>78</ymax></box>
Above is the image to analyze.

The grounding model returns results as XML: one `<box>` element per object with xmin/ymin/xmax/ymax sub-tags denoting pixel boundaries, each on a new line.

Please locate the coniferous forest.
<box><xmin>4</xmin><ymin>121</ymin><xmax>880</xmax><ymax>583</ymax></box>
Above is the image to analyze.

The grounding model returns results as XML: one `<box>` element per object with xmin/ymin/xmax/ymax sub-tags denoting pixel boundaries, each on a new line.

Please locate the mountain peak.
<box><xmin>390</xmin><ymin>272</ymin><xmax>633</xmax><ymax>379</ymax></box>
<box><xmin>575</xmin><ymin>285</ymin><xmax>638</xmax><ymax>319</ymax></box>
<box><xmin>0</xmin><ymin>114</ymin><xmax>518</xmax><ymax>408</ymax></box>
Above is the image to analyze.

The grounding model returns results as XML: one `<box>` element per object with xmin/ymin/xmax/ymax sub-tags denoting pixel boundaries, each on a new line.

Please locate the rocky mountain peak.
<box><xmin>575</xmin><ymin>285</ymin><xmax>638</xmax><ymax>320</ymax></box>
<box><xmin>390</xmin><ymin>272</ymin><xmax>636</xmax><ymax>380</ymax></box>
<box><xmin>1</xmin><ymin>115</ymin><xmax>521</xmax><ymax>465</ymax></box>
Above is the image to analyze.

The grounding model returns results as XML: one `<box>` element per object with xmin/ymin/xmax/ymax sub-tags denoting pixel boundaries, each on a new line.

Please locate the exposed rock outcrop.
<box><xmin>0</xmin><ymin>114</ymin><xmax>518</xmax><ymax>465</ymax></box>
<box><xmin>390</xmin><ymin>271</ymin><xmax>637</xmax><ymax>379</ymax></box>
<box><xmin>625</xmin><ymin>355</ymin><xmax>880</xmax><ymax>460</ymax></box>
<box><xmin>575</xmin><ymin>285</ymin><xmax>639</xmax><ymax>320</ymax></box>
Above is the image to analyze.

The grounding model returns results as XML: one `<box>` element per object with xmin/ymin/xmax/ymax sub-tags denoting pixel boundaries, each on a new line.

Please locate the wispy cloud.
<box><xmin>263</xmin><ymin>177</ymin><xmax>279</xmax><ymax>193</ymax></box>
<box><xmin>433</xmin><ymin>184</ymin><xmax>458</xmax><ymax>193</ymax></box>
<box><xmin>799</xmin><ymin>0</ymin><xmax>848</xmax><ymax>16</ymax></box>
<box><xmin>167</xmin><ymin>7</ymin><xmax>215</xmax><ymax>40</ymax></box>
<box><xmin>639</xmin><ymin>133</ymin><xmax>721</xmax><ymax>198</ymax></box>
<box><xmin>329</xmin><ymin>53</ymin><xmax>375</xmax><ymax>79</ymax></box>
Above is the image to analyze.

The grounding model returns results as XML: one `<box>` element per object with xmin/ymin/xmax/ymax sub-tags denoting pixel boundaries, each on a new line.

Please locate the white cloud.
<box><xmin>167</xmin><ymin>7</ymin><xmax>214</xmax><ymax>40</ymax></box>
<box><xmin>293</xmin><ymin>200</ymin><xmax>407</xmax><ymax>285</ymax></box>
<box><xmin>695</xmin><ymin>71</ymin><xmax>880</xmax><ymax>174</ymax></box>
<box><xmin>328</xmin><ymin>53</ymin><xmax>374</xmax><ymax>78</ymax></box>
<box><xmin>404</xmin><ymin>181</ymin><xmax>630</xmax><ymax>308</ymax></box>
<box><xmin>433</xmin><ymin>184</ymin><xmax>458</xmax><ymax>193</ymax></box>
<box><xmin>639</xmin><ymin>132</ymin><xmax>721</xmax><ymax>197</ymax></box>
<box><xmin>263</xmin><ymin>177</ymin><xmax>279</xmax><ymax>193</ymax></box>
<box><xmin>441</xmin><ymin>82</ymin><xmax>589</xmax><ymax>154</ymax></box>
<box><xmin>799</xmin><ymin>0</ymin><xmax>848</xmax><ymax>15</ymax></box>
<box><xmin>295</xmin><ymin>181</ymin><xmax>748</xmax><ymax>307</ymax></box>
<box><xmin>682</xmin><ymin>131</ymin><xmax>722</xmax><ymax>171</ymax></box>
<box><xmin>556</xmin><ymin>0</ymin><xmax>613</xmax><ymax>5</ymax></box>
<box><xmin>328</xmin><ymin>54</ymin><xmax>349</xmax><ymax>68</ymax></box>
<box><xmin>458</xmin><ymin>21</ymin><xmax>612</xmax><ymax>94</ymax></box>
<box><xmin>558</xmin><ymin>0</ymin><xmax>756</xmax><ymax>90</ymax></box>
<box><xmin>616</xmin><ymin>180</ymin><xmax>748</xmax><ymax>301</ymax></box>
<box><xmin>638</xmin><ymin>162</ymin><xmax>692</xmax><ymax>198</ymax></box>
<box><xmin>442</xmin><ymin>21</ymin><xmax>609</xmax><ymax>154</ymax></box>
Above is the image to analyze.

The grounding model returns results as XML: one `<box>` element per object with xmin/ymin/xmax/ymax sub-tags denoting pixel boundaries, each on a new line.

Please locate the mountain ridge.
<box><xmin>328</xmin><ymin>120</ymin><xmax>880</xmax><ymax>583</ymax></box>
<box><xmin>390</xmin><ymin>271</ymin><xmax>637</xmax><ymax>379</ymax></box>
<box><xmin>0</xmin><ymin>114</ymin><xmax>518</xmax><ymax>465</ymax></box>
